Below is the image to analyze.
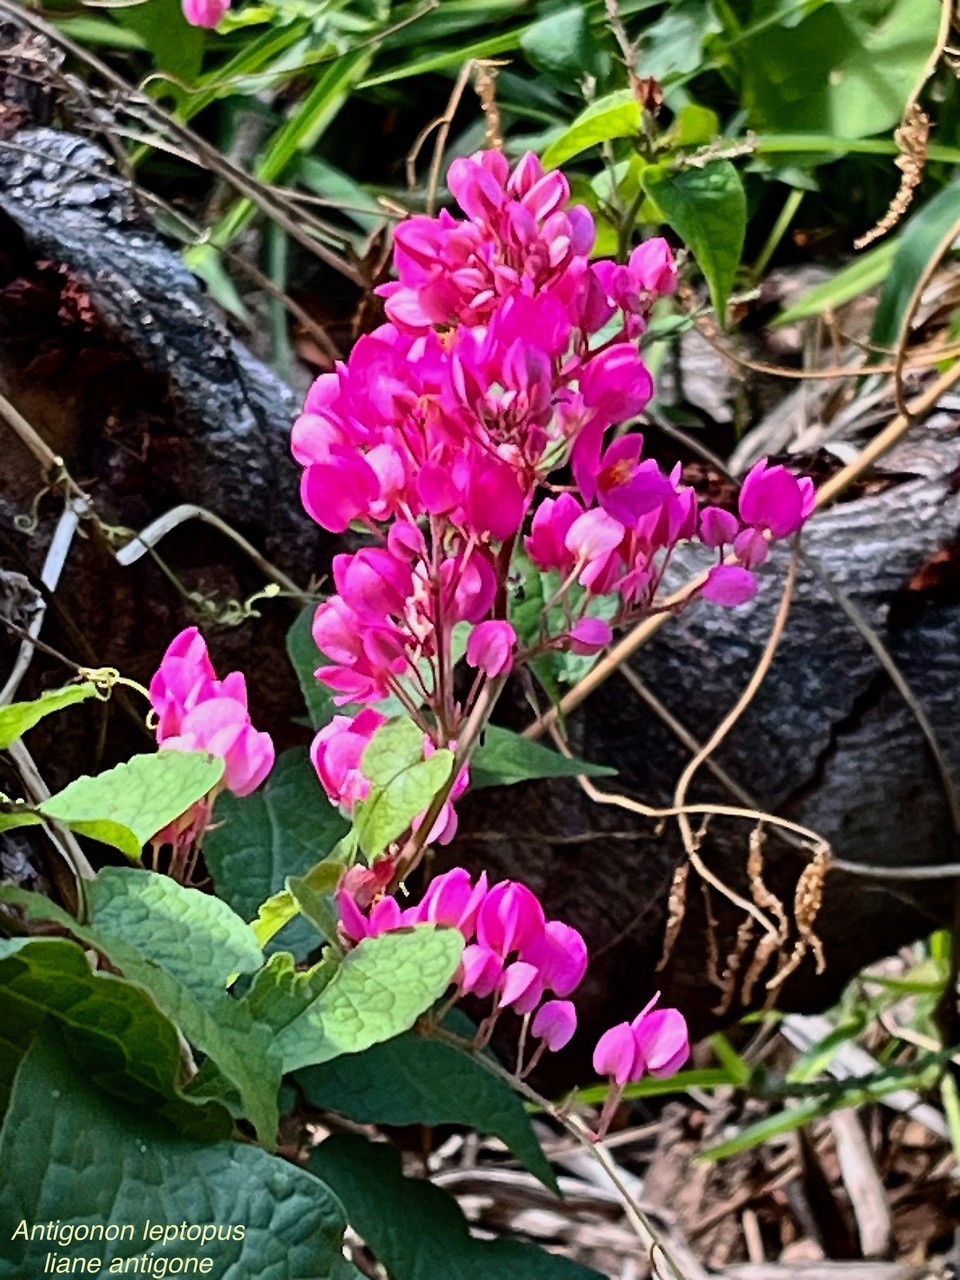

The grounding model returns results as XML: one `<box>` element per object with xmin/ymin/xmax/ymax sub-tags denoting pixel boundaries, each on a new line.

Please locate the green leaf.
<box><xmin>574</xmin><ymin>1066</ymin><xmax>737</xmax><ymax>1105</ymax></box>
<box><xmin>287</xmin><ymin>604</ymin><xmax>340</xmax><ymax>730</ymax></box>
<box><xmin>182</xmin><ymin>243</ymin><xmax>252</xmax><ymax>322</ymax></box>
<box><xmin>87</xmin><ymin>939</ymin><xmax>281</xmax><ymax>1147</ymax></box>
<box><xmin>670</xmin><ymin>103</ymin><xmax>721</xmax><ymax>149</ymax></box>
<box><xmin>0</xmin><ymin>1029</ymin><xmax>353</xmax><ymax>1280</ymax></box>
<box><xmin>0</xmin><ymin>683</ymin><xmax>97</xmax><ymax>749</ymax></box>
<box><xmin>298</xmin><ymin>1029</ymin><xmax>558</xmax><ymax>1191</ymax></box>
<box><xmin>211</xmin><ymin>48</ymin><xmax>374</xmax><ymax>249</ymax></box>
<box><xmin>541</xmin><ymin>89</ymin><xmax>641</xmax><ymax>169</ymax></box>
<box><xmin>356</xmin><ymin>752</ymin><xmax>453</xmax><ymax>856</ymax></box>
<box><xmin>287</xmin><ymin>869</ymin><xmax>343</xmax><ymax>944</ymax></box>
<box><xmin>38</xmin><ymin>751</ymin><xmax>224</xmax><ymax>859</ymax></box>
<box><xmin>248</xmin><ymin>854</ymin><xmax>347</xmax><ymax>952</ymax></box>
<box><xmin>87</xmin><ymin>867</ymin><xmax>262</xmax><ymax>1002</ymax></box>
<box><xmin>276</xmin><ymin>926</ymin><xmax>463</xmax><ymax>1071</ymax></box>
<box><xmin>470</xmin><ymin>725</ymin><xmax>616</xmax><ymax>790</ymax></box>
<box><xmin>0</xmin><ymin>800</ymin><xmax>41</xmax><ymax>835</ymax></box>
<box><xmin>870</xmin><ymin>173</ymin><xmax>960</xmax><ymax>359</ymax></box>
<box><xmin>752</xmin><ymin>132</ymin><xmax>960</xmax><ymax>166</ymax></box>
<box><xmin>53</xmin><ymin>16</ymin><xmax>148</xmax><ymax>49</ymax></box>
<box><xmin>311</xmin><ymin>1134</ymin><xmax>606</xmax><ymax>1280</ymax></box>
<box><xmin>787</xmin><ymin>1015</ymin><xmax>868</xmax><ymax>1083</ymax></box>
<box><xmin>245</xmin><ymin>950</ymin><xmax>340</xmax><ymax>1034</ymax></box>
<box><xmin>507</xmin><ymin>548</ymin><xmax>617</xmax><ymax>702</ymax></box>
<box><xmin>700</xmin><ymin>1069</ymin><xmax>933</xmax><ymax>1162</ymax></box>
<box><xmin>355</xmin><ymin>724</ymin><xmax>454</xmax><ymax>857</ymax></box>
<box><xmin>361</xmin><ymin>717</ymin><xmax>428</xmax><ymax>785</ymax></box>
<box><xmin>0</xmin><ymin>885</ymin><xmax>280</xmax><ymax>1145</ymax></box>
<box><xmin>732</xmin><ymin>0</ymin><xmax>942</xmax><ymax>139</ymax></box>
<box><xmin>186</xmin><ymin>950</ymin><xmax>339</xmax><ymax>1114</ymax></box>
<box><xmin>110</xmin><ymin>0</ymin><xmax>205</xmax><ymax>82</ymax></box>
<box><xmin>772</xmin><ymin>236</ymin><xmax>899</xmax><ymax>325</ymax></box>
<box><xmin>299</xmin><ymin>156</ymin><xmax>388</xmax><ymax>237</ymax></box>
<box><xmin>642</xmin><ymin>160</ymin><xmax>746</xmax><ymax>324</ymax></box>
<box><xmin>205</xmin><ymin>748</ymin><xmax>348</xmax><ymax>957</ymax></box>
<box><xmin>520</xmin><ymin>4</ymin><xmax>605</xmax><ymax>82</ymax></box>
<box><xmin>640</xmin><ymin>0</ymin><xmax>722</xmax><ymax>79</ymax></box>
<box><xmin>0</xmin><ymin>936</ymin><xmax>228</xmax><ymax>1135</ymax></box>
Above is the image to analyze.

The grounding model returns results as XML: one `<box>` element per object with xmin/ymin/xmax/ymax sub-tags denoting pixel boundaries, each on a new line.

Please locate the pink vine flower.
<box><xmin>336</xmin><ymin>867</ymin><xmax>588</xmax><ymax>1071</ymax></box>
<box><xmin>592</xmin><ymin>995</ymin><xmax>690</xmax><ymax>1139</ymax></box>
<box><xmin>286</xmin><ymin>148</ymin><xmax>814</xmax><ymax>1084</ymax></box>
<box><xmin>148</xmin><ymin>627</ymin><xmax>273</xmax><ymax>858</ymax></box>
<box><xmin>292</xmin><ymin>150</ymin><xmax>813</xmax><ymax>832</ymax></box>
<box><xmin>182</xmin><ymin>0</ymin><xmax>230</xmax><ymax>27</ymax></box>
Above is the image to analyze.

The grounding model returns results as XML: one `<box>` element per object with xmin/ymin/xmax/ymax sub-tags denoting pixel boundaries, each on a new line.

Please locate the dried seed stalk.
<box><xmin>854</xmin><ymin>104</ymin><xmax>930</xmax><ymax>249</ymax></box>
<box><xmin>702</xmin><ymin>880</ymin><xmax>722</xmax><ymax>991</ymax></box>
<box><xmin>657</xmin><ymin>859</ymin><xmax>690</xmax><ymax>971</ymax></box>
<box><xmin>747</xmin><ymin>825</ymin><xmax>789</xmax><ymax>942</ymax></box>
<box><xmin>741</xmin><ymin>931</ymin><xmax>781</xmax><ymax>1005</ymax></box>
<box><xmin>474</xmin><ymin>60</ymin><xmax>507</xmax><ymax>151</ymax></box>
<box><xmin>768</xmin><ymin>846</ymin><xmax>829</xmax><ymax>989</ymax></box>
<box><xmin>715</xmin><ymin>914</ymin><xmax>755</xmax><ymax>1016</ymax></box>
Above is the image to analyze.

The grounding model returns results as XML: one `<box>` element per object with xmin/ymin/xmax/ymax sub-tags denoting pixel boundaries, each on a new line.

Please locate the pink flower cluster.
<box><xmin>294</xmin><ymin>150</ymin><xmax>813</xmax><ymax>845</ymax></box>
<box><xmin>148</xmin><ymin>628</ymin><xmax>274</xmax><ymax>849</ymax></box>
<box><xmin>337</xmin><ymin>866</ymin><xmax>586</xmax><ymax>1065</ymax></box>
<box><xmin>699</xmin><ymin>459</ymin><xmax>815</xmax><ymax>606</ymax></box>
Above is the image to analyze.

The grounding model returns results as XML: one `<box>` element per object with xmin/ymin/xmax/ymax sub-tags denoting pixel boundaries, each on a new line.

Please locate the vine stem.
<box><xmin>429</xmin><ymin>1023</ymin><xmax>688</xmax><ymax>1280</ymax></box>
<box><xmin>396</xmin><ymin>673</ymin><xmax>508</xmax><ymax>879</ymax></box>
<box><xmin>669</xmin><ymin>542</ymin><xmax>800</xmax><ymax>937</ymax></box>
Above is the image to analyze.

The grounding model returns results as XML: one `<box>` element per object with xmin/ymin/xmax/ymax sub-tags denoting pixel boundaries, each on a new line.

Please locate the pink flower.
<box><xmin>460</xmin><ymin>454</ymin><xmax>528</xmax><ymax>541</ymax></box>
<box><xmin>459</xmin><ymin>944</ymin><xmax>504</xmax><ymax>998</ymax></box>
<box><xmin>632</xmin><ymin>1000</ymin><xmax>690</xmax><ymax>1078</ymax></box>
<box><xmin>311</xmin><ymin>708</ymin><xmax>388</xmax><ymax>814</ymax></box>
<box><xmin>739</xmin><ymin>459</ymin><xmax>815</xmax><ymax>539</ymax></box>
<box><xmin>182</xmin><ymin>0</ymin><xmax>229</xmax><ymax>26</ymax></box>
<box><xmin>477</xmin><ymin>880</ymin><xmax>546</xmax><ymax>957</ymax></box>
<box><xmin>733</xmin><ymin>526</ymin><xmax>769</xmax><ymax>569</ymax></box>
<box><xmin>565</xmin><ymin>508</ymin><xmax>625</xmax><ymax>574</ymax></box>
<box><xmin>466</xmin><ymin>621</ymin><xmax>516</xmax><ymax>677</ymax></box>
<box><xmin>339</xmin><ymin>858</ymin><xmax>395</xmax><ymax>909</ymax></box>
<box><xmin>701</xmin><ymin>564</ymin><xmax>758</xmax><ymax>607</ymax></box>
<box><xmin>699</xmin><ymin>506</ymin><xmax>739</xmax><ymax>549</ymax></box>
<box><xmin>161</xmin><ymin>698</ymin><xmax>273</xmax><ymax>797</ymax></box>
<box><xmin>523</xmin><ymin>919</ymin><xmax>588</xmax><ymax>997</ymax></box>
<box><xmin>532</xmin><ymin>1000</ymin><xmax>577</xmax><ymax>1052</ymax></box>
<box><xmin>593</xmin><ymin>996</ymin><xmax>690</xmax><ymax>1087</ymax></box>
<box><xmin>592</xmin><ymin>435</ymin><xmax>675</xmax><ymax>526</ymax></box>
<box><xmin>300</xmin><ymin>448</ymin><xmax>380</xmax><ymax>534</ymax></box>
<box><xmin>628</xmin><ymin>238</ymin><xmax>677</xmax><ymax>296</ymax></box>
<box><xmin>592</xmin><ymin>238</ymin><xmax>676</xmax><ymax>318</ymax></box>
<box><xmin>525</xmin><ymin>494</ymin><xmax>583</xmax><ymax>574</ymax></box>
<box><xmin>150</xmin><ymin>628</ymin><xmax>274</xmax><ymax>800</ymax></box>
<box><xmin>566</xmin><ymin>617</ymin><xmax>613</xmax><ymax>655</ymax></box>
<box><xmin>414</xmin><ymin>868</ymin><xmax>488</xmax><ymax>936</ymax></box>
<box><xmin>440</xmin><ymin>550</ymin><xmax>498</xmax><ymax>625</ymax></box>
<box><xmin>367</xmin><ymin>895</ymin><xmax>403</xmax><ymax>937</ymax></box>
<box><xmin>499</xmin><ymin>961</ymin><xmax>544</xmax><ymax>1014</ymax></box>
<box><xmin>149</xmin><ymin>625</ymin><xmax>218</xmax><ymax>739</ymax></box>
<box><xmin>448</xmin><ymin>150</ymin><xmax>510</xmax><ymax>225</ymax></box>
<box><xmin>337</xmin><ymin>889</ymin><xmax>371</xmax><ymax>944</ymax></box>
<box><xmin>579</xmin><ymin>346</ymin><xmax>654</xmax><ymax>425</ymax></box>
<box><xmin>592</xmin><ymin>1022</ymin><xmax>639</xmax><ymax>1086</ymax></box>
